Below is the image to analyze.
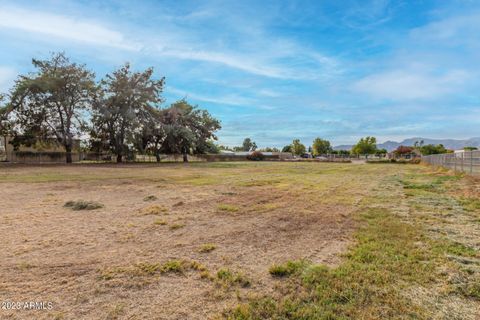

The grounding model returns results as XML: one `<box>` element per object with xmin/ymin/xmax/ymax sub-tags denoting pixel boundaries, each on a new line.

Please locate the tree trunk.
<box><xmin>117</xmin><ymin>154</ymin><xmax>123</xmax><ymax>163</ymax></box>
<box><xmin>156</xmin><ymin>152</ymin><xmax>161</xmax><ymax>163</ymax></box>
<box><xmin>65</xmin><ymin>144</ymin><xmax>72</xmax><ymax>164</ymax></box>
<box><xmin>183</xmin><ymin>152</ymin><xmax>188</xmax><ymax>163</ymax></box>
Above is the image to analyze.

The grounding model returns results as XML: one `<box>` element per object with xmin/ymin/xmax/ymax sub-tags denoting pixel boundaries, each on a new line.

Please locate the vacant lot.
<box><xmin>0</xmin><ymin>162</ymin><xmax>479</xmax><ymax>319</ymax></box>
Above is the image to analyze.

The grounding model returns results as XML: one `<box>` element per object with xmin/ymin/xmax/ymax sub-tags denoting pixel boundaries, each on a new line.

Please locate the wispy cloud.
<box><xmin>353</xmin><ymin>69</ymin><xmax>471</xmax><ymax>101</ymax></box>
<box><xmin>1</xmin><ymin>1</ymin><xmax>479</xmax><ymax>146</ymax></box>
<box><xmin>0</xmin><ymin>6</ymin><xmax>139</xmax><ymax>50</ymax></box>
<box><xmin>167</xmin><ymin>86</ymin><xmax>257</xmax><ymax>107</ymax></box>
<box><xmin>410</xmin><ymin>12</ymin><xmax>480</xmax><ymax>47</ymax></box>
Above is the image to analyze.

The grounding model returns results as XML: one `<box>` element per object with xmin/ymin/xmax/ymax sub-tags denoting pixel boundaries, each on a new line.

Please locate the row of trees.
<box><xmin>279</xmin><ymin>136</ymin><xmax>384</xmax><ymax>157</ymax></box>
<box><xmin>0</xmin><ymin>53</ymin><xmax>221</xmax><ymax>163</ymax></box>
<box><xmin>227</xmin><ymin>137</ymin><xmax>457</xmax><ymax>158</ymax></box>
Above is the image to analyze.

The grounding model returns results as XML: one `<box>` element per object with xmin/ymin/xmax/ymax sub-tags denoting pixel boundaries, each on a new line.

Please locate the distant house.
<box><xmin>388</xmin><ymin>146</ymin><xmax>421</xmax><ymax>159</ymax></box>
<box><xmin>2</xmin><ymin>135</ymin><xmax>81</xmax><ymax>163</ymax></box>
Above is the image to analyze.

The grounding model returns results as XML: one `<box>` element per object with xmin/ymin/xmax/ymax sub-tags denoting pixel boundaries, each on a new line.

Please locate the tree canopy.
<box><xmin>8</xmin><ymin>53</ymin><xmax>97</xmax><ymax>162</ymax></box>
<box><xmin>291</xmin><ymin>139</ymin><xmax>306</xmax><ymax>156</ymax></box>
<box><xmin>419</xmin><ymin>144</ymin><xmax>448</xmax><ymax>155</ymax></box>
<box><xmin>352</xmin><ymin>136</ymin><xmax>377</xmax><ymax>156</ymax></box>
<box><xmin>91</xmin><ymin>63</ymin><xmax>165</xmax><ymax>163</ymax></box>
<box><xmin>2</xmin><ymin>53</ymin><xmax>221</xmax><ymax>163</ymax></box>
<box><xmin>312</xmin><ymin>137</ymin><xmax>332</xmax><ymax>156</ymax></box>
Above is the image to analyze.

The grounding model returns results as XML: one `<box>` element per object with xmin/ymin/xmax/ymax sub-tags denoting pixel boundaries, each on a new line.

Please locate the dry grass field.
<box><xmin>0</xmin><ymin>162</ymin><xmax>479</xmax><ymax>319</ymax></box>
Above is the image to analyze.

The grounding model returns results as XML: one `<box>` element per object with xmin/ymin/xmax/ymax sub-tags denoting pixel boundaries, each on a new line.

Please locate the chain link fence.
<box><xmin>422</xmin><ymin>150</ymin><xmax>480</xmax><ymax>175</ymax></box>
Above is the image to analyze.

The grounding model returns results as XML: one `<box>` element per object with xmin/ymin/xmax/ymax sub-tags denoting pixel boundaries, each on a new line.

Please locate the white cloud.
<box><xmin>352</xmin><ymin>69</ymin><xmax>470</xmax><ymax>101</ymax></box>
<box><xmin>0</xmin><ymin>5</ymin><xmax>341</xmax><ymax>80</ymax></box>
<box><xmin>158</xmin><ymin>48</ymin><xmax>291</xmax><ymax>79</ymax></box>
<box><xmin>0</xmin><ymin>6</ymin><xmax>139</xmax><ymax>50</ymax></box>
<box><xmin>410</xmin><ymin>12</ymin><xmax>480</xmax><ymax>45</ymax></box>
<box><xmin>168</xmin><ymin>86</ymin><xmax>256</xmax><ymax>107</ymax></box>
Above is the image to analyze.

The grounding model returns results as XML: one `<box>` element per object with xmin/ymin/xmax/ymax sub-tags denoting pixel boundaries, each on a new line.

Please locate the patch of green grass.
<box><xmin>100</xmin><ymin>259</ymin><xmax>208</xmax><ymax>279</ymax></box>
<box><xmin>161</xmin><ymin>260</ymin><xmax>185</xmax><ymax>274</ymax></box>
<box><xmin>64</xmin><ymin>200</ymin><xmax>104</xmax><ymax>211</ymax></box>
<box><xmin>435</xmin><ymin>241</ymin><xmax>478</xmax><ymax>257</ymax></box>
<box><xmin>98</xmin><ymin>267</ymin><xmax>127</xmax><ymax>280</ymax></box>
<box><xmin>217</xmin><ymin>268</ymin><xmax>251</xmax><ymax>288</ymax></box>
<box><xmin>402</xmin><ymin>181</ymin><xmax>436</xmax><ymax>190</ymax></box>
<box><xmin>143</xmin><ymin>195</ymin><xmax>158</xmax><ymax>201</ymax></box>
<box><xmin>135</xmin><ymin>262</ymin><xmax>161</xmax><ymax>275</ymax></box>
<box><xmin>224</xmin><ymin>207</ymin><xmax>436</xmax><ymax>319</ymax></box>
<box><xmin>217</xmin><ymin>204</ymin><xmax>239</xmax><ymax>213</ymax></box>
<box><xmin>268</xmin><ymin>260</ymin><xmax>309</xmax><ymax>277</ymax></box>
<box><xmin>199</xmin><ymin>243</ymin><xmax>217</xmax><ymax>253</ymax></box>
<box><xmin>459</xmin><ymin>197</ymin><xmax>480</xmax><ymax>212</ymax></box>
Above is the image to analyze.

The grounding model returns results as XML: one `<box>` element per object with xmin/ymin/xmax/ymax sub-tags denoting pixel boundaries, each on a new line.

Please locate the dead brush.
<box><xmin>140</xmin><ymin>205</ymin><xmax>168</xmax><ymax>215</ymax></box>
<box><xmin>64</xmin><ymin>200</ymin><xmax>104</xmax><ymax>211</ymax></box>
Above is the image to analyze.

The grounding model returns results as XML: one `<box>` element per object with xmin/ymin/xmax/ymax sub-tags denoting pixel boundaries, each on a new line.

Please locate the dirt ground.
<box><xmin>0</xmin><ymin>162</ymin><xmax>477</xmax><ymax>319</ymax></box>
<box><xmin>0</xmin><ymin>162</ymin><xmax>381</xmax><ymax>319</ymax></box>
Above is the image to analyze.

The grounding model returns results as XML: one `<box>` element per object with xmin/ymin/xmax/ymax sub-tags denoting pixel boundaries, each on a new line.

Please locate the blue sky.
<box><xmin>0</xmin><ymin>0</ymin><xmax>479</xmax><ymax>147</ymax></box>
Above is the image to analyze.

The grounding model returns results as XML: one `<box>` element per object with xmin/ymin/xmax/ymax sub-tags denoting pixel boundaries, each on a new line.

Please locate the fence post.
<box><xmin>461</xmin><ymin>152</ymin><xmax>464</xmax><ymax>173</ymax></box>
<box><xmin>471</xmin><ymin>151</ymin><xmax>474</xmax><ymax>174</ymax></box>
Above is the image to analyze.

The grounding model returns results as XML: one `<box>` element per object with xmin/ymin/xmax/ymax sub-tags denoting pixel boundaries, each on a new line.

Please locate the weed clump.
<box><xmin>153</xmin><ymin>219</ymin><xmax>167</xmax><ymax>225</ymax></box>
<box><xmin>161</xmin><ymin>260</ymin><xmax>185</xmax><ymax>273</ymax></box>
<box><xmin>141</xmin><ymin>205</ymin><xmax>168</xmax><ymax>215</ymax></box>
<box><xmin>143</xmin><ymin>195</ymin><xmax>158</xmax><ymax>201</ymax></box>
<box><xmin>217</xmin><ymin>204</ymin><xmax>239</xmax><ymax>213</ymax></box>
<box><xmin>217</xmin><ymin>268</ymin><xmax>251</xmax><ymax>288</ymax></box>
<box><xmin>199</xmin><ymin>243</ymin><xmax>217</xmax><ymax>253</ymax></box>
<box><xmin>64</xmin><ymin>200</ymin><xmax>103</xmax><ymax>211</ymax></box>
<box><xmin>269</xmin><ymin>260</ymin><xmax>309</xmax><ymax>277</ymax></box>
<box><xmin>169</xmin><ymin>223</ymin><xmax>185</xmax><ymax>230</ymax></box>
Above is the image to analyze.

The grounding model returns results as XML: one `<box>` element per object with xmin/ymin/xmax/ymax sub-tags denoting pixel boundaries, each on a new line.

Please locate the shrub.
<box><xmin>247</xmin><ymin>151</ymin><xmax>265</xmax><ymax>161</ymax></box>
<box><xmin>64</xmin><ymin>200</ymin><xmax>103</xmax><ymax>211</ymax></box>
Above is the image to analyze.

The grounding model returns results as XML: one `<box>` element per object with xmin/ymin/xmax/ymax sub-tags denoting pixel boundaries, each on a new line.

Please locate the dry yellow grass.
<box><xmin>0</xmin><ymin>162</ymin><xmax>478</xmax><ymax>319</ymax></box>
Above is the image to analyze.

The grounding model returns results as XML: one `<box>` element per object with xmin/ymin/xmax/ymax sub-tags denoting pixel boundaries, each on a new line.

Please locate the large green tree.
<box><xmin>241</xmin><ymin>138</ymin><xmax>257</xmax><ymax>152</ymax></box>
<box><xmin>312</xmin><ymin>137</ymin><xmax>332</xmax><ymax>156</ymax></box>
<box><xmin>135</xmin><ymin>105</ymin><xmax>166</xmax><ymax>162</ymax></box>
<box><xmin>9</xmin><ymin>53</ymin><xmax>97</xmax><ymax>163</ymax></box>
<box><xmin>91</xmin><ymin>63</ymin><xmax>165</xmax><ymax>163</ymax></box>
<box><xmin>159</xmin><ymin>100</ymin><xmax>221</xmax><ymax>162</ymax></box>
<box><xmin>419</xmin><ymin>144</ymin><xmax>447</xmax><ymax>155</ymax></box>
<box><xmin>352</xmin><ymin>136</ymin><xmax>377</xmax><ymax>158</ymax></box>
<box><xmin>291</xmin><ymin>139</ymin><xmax>306</xmax><ymax>156</ymax></box>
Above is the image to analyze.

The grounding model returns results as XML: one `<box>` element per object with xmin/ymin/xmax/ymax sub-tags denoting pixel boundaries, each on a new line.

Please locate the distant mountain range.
<box><xmin>333</xmin><ymin>137</ymin><xmax>480</xmax><ymax>152</ymax></box>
